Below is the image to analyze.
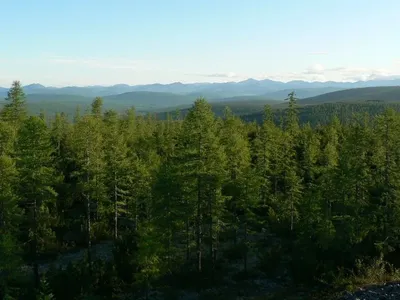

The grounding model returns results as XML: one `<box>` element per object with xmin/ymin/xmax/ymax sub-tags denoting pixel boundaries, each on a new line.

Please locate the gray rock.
<box><xmin>341</xmin><ymin>282</ymin><xmax>400</xmax><ymax>300</ymax></box>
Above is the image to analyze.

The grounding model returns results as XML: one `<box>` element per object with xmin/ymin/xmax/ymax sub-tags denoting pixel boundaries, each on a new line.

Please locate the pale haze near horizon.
<box><xmin>1</xmin><ymin>0</ymin><xmax>399</xmax><ymax>87</ymax></box>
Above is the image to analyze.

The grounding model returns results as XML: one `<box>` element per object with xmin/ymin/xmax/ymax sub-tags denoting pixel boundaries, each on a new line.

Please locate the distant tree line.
<box><xmin>242</xmin><ymin>101</ymin><xmax>400</xmax><ymax>126</ymax></box>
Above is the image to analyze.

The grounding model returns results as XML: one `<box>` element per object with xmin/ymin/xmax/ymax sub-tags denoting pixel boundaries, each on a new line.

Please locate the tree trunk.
<box><xmin>86</xmin><ymin>148</ymin><xmax>92</xmax><ymax>274</ymax></box>
<box><xmin>114</xmin><ymin>171</ymin><xmax>118</xmax><ymax>240</ymax></box>
<box><xmin>290</xmin><ymin>193</ymin><xmax>294</xmax><ymax>232</ymax></box>
<box><xmin>244</xmin><ymin>220</ymin><xmax>248</xmax><ymax>274</ymax></box>
<box><xmin>167</xmin><ymin>192</ymin><xmax>171</xmax><ymax>271</ymax></box>
<box><xmin>233</xmin><ymin>226</ymin><xmax>237</xmax><ymax>246</ymax></box>
<box><xmin>186</xmin><ymin>216</ymin><xmax>190</xmax><ymax>261</ymax></box>
<box><xmin>33</xmin><ymin>198</ymin><xmax>40</xmax><ymax>291</ymax></box>
<box><xmin>87</xmin><ymin>194</ymin><xmax>92</xmax><ymax>271</ymax></box>
<box><xmin>209</xmin><ymin>189</ymin><xmax>213</xmax><ymax>272</ymax></box>
<box><xmin>196</xmin><ymin>134</ymin><xmax>203</xmax><ymax>273</ymax></box>
<box><xmin>208</xmin><ymin>190</ymin><xmax>214</xmax><ymax>262</ymax></box>
<box><xmin>214</xmin><ymin>218</ymin><xmax>219</xmax><ymax>270</ymax></box>
<box><xmin>197</xmin><ymin>209</ymin><xmax>202</xmax><ymax>272</ymax></box>
<box><xmin>197</xmin><ymin>177</ymin><xmax>202</xmax><ymax>273</ymax></box>
<box><xmin>0</xmin><ymin>199</ymin><xmax>4</xmax><ymax>229</ymax></box>
<box><xmin>384</xmin><ymin>121</ymin><xmax>390</xmax><ymax>237</ymax></box>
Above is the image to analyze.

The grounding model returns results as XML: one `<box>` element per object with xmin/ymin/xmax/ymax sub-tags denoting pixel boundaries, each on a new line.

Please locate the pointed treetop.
<box><xmin>91</xmin><ymin>97</ymin><xmax>104</xmax><ymax>117</ymax></box>
<box><xmin>1</xmin><ymin>80</ymin><xmax>27</xmax><ymax>125</ymax></box>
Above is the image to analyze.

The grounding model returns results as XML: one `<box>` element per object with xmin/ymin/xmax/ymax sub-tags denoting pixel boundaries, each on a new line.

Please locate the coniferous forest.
<box><xmin>4</xmin><ymin>81</ymin><xmax>400</xmax><ymax>299</ymax></box>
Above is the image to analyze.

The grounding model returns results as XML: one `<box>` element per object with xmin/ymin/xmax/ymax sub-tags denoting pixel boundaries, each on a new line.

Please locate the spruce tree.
<box><xmin>68</xmin><ymin>112</ymin><xmax>106</xmax><ymax>272</ymax></box>
<box><xmin>220</xmin><ymin>107</ymin><xmax>256</xmax><ymax>272</ymax></box>
<box><xmin>176</xmin><ymin>98</ymin><xmax>226</xmax><ymax>272</ymax></box>
<box><xmin>15</xmin><ymin>116</ymin><xmax>59</xmax><ymax>291</ymax></box>
<box><xmin>0</xmin><ymin>81</ymin><xmax>27</xmax><ymax>128</ymax></box>
<box><xmin>103</xmin><ymin>109</ymin><xmax>130</xmax><ymax>240</ymax></box>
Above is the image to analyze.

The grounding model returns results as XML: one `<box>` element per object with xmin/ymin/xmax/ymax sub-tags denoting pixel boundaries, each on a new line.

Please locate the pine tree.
<box><xmin>0</xmin><ymin>81</ymin><xmax>27</xmax><ymax>129</ymax></box>
<box><xmin>68</xmin><ymin>110</ymin><xmax>106</xmax><ymax>273</ymax></box>
<box><xmin>15</xmin><ymin>116</ymin><xmax>60</xmax><ymax>291</ymax></box>
<box><xmin>176</xmin><ymin>98</ymin><xmax>226</xmax><ymax>272</ymax></box>
<box><xmin>0</xmin><ymin>121</ymin><xmax>14</xmax><ymax>156</ymax></box>
<box><xmin>253</xmin><ymin>105</ymin><xmax>278</xmax><ymax>209</ymax></box>
<box><xmin>0</xmin><ymin>121</ymin><xmax>21</xmax><ymax>298</ymax></box>
<box><xmin>0</xmin><ymin>155</ymin><xmax>19</xmax><ymax>232</ymax></box>
<box><xmin>0</xmin><ymin>232</ymin><xmax>22</xmax><ymax>297</ymax></box>
<box><xmin>91</xmin><ymin>97</ymin><xmax>103</xmax><ymax>118</ymax></box>
<box><xmin>220</xmin><ymin>107</ymin><xmax>256</xmax><ymax>272</ymax></box>
<box><xmin>283</xmin><ymin>92</ymin><xmax>302</xmax><ymax>232</ymax></box>
<box><xmin>374</xmin><ymin>109</ymin><xmax>400</xmax><ymax>252</ymax></box>
<box><xmin>50</xmin><ymin>113</ymin><xmax>71</xmax><ymax>231</ymax></box>
<box><xmin>285</xmin><ymin>91</ymin><xmax>300</xmax><ymax>137</ymax></box>
<box><xmin>151</xmin><ymin>116</ymin><xmax>184</xmax><ymax>272</ymax></box>
<box><xmin>0</xmin><ymin>121</ymin><xmax>20</xmax><ymax>232</ymax></box>
<box><xmin>103</xmin><ymin>109</ymin><xmax>130</xmax><ymax>240</ymax></box>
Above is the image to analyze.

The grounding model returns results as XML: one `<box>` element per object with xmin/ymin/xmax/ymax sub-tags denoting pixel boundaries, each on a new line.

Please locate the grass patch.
<box><xmin>331</xmin><ymin>254</ymin><xmax>400</xmax><ymax>292</ymax></box>
<box><xmin>250</xmin><ymin>255</ymin><xmax>400</xmax><ymax>300</ymax></box>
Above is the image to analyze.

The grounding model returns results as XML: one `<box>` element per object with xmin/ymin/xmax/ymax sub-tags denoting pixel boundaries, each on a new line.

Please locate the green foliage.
<box><xmin>0</xmin><ymin>233</ymin><xmax>22</xmax><ymax>290</ymax></box>
<box><xmin>5</xmin><ymin>81</ymin><xmax>400</xmax><ymax>299</ymax></box>
<box><xmin>16</xmin><ymin>116</ymin><xmax>60</xmax><ymax>253</ymax></box>
<box><xmin>0</xmin><ymin>80</ymin><xmax>27</xmax><ymax>126</ymax></box>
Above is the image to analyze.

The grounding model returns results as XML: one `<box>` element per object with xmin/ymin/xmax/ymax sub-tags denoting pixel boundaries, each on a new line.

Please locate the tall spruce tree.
<box><xmin>68</xmin><ymin>110</ymin><xmax>106</xmax><ymax>272</ymax></box>
<box><xmin>103</xmin><ymin>109</ymin><xmax>130</xmax><ymax>240</ymax></box>
<box><xmin>176</xmin><ymin>98</ymin><xmax>226</xmax><ymax>272</ymax></box>
<box><xmin>15</xmin><ymin>116</ymin><xmax>59</xmax><ymax>291</ymax></box>
<box><xmin>220</xmin><ymin>107</ymin><xmax>256</xmax><ymax>272</ymax></box>
<box><xmin>0</xmin><ymin>81</ymin><xmax>27</xmax><ymax>129</ymax></box>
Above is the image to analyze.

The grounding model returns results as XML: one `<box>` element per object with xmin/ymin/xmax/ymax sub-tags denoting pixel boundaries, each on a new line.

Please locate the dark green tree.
<box><xmin>15</xmin><ymin>116</ymin><xmax>60</xmax><ymax>291</ymax></box>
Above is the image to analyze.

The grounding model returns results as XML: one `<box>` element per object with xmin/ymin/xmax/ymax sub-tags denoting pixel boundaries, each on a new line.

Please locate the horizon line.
<box><xmin>2</xmin><ymin>76</ymin><xmax>400</xmax><ymax>89</ymax></box>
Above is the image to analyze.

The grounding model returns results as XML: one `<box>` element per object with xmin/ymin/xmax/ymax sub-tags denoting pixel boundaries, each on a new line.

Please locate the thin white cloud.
<box><xmin>334</xmin><ymin>67</ymin><xmax>394</xmax><ymax>81</ymax></box>
<box><xmin>327</xmin><ymin>67</ymin><xmax>347</xmax><ymax>72</ymax></box>
<box><xmin>297</xmin><ymin>64</ymin><xmax>399</xmax><ymax>82</ymax></box>
<box><xmin>258</xmin><ymin>65</ymin><xmax>400</xmax><ymax>83</ymax></box>
<box><xmin>303</xmin><ymin>64</ymin><xmax>325</xmax><ymax>75</ymax></box>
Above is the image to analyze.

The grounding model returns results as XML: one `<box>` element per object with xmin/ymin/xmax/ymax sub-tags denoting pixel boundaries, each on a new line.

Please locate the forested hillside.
<box><xmin>1</xmin><ymin>93</ymin><xmax>279</xmax><ymax>118</ymax></box>
<box><xmin>243</xmin><ymin>102</ymin><xmax>400</xmax><ymax>126</ymax></box>
<box><xmin>298</xmin><ymin>86</ymin><xmax>400</xmax><ymax>105</ymax></box>
<box><xmin>156</xmin><ymin>99</ymin><xmax>281</xmax><ymax>120</ymax></box>
<box><xmin>4</xmin><ymin>82</ymin><xmax>400</xmax><ymax>299</ymax></box>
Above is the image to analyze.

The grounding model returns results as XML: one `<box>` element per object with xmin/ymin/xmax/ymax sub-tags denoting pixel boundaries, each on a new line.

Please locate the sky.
<box><xmin>1</xmin><ymin>0</ymin><xmax>400</xmax><ymax>87</ymax></box>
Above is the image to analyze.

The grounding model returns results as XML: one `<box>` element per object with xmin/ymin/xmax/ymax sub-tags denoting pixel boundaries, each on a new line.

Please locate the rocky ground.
<box><xmin>340</xmin><ymin>282</ymin><xmax>400</xmax><ymax>300</ymax></box>
<box><xmin>18</xmin><ymin>240</ymin><xmax>114</xmax><ymax>275</ymax></box>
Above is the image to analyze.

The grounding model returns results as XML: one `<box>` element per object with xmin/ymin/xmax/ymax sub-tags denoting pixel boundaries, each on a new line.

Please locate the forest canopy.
<box><xmin>2</xmin><ymin>81</ymin><xmax>400</xmax><ymax>299</ymax></box>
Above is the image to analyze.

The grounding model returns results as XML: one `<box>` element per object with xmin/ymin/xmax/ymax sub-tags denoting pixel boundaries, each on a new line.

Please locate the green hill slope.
<box><xmin>262</xmin><ymin>87</ymin><xmax>344</xmax><ymax>100</ymax></box>
<box><xmin>0</xmin><ymin>91</ymin><xmax>198</xmax><ymax>117</ymax></box>
<box><xmin>156</xmin><ymin>99</ymin><xmax>282</xmax><ymax>120</ymax></box>
<box><xmin>243</xmin><ymin>102</ymin><xmax>400</xmax><ymax>126</ymax></box>
<box><xmin>102</xmin><ymin>91</ymin><xmax>195</xmax><ymax>111</ymax></box>
<box><xmin>240</xmin><ymin>87</ymin><xmax>400</xmax><ymax>125</ymax></box>
<box><xmin>298</xmin><ymin>86</ymin><xmax>400</xmax><ymax>105</ymax></box>
<box><xmin>0</xmin><ymin>94</ymin><xmax>93</xmax><ymax>116</ymax></box>
<box><xmin>210</xmin><ymin>95</ymin><xmax>276</xmax><ymax>102</ymax></box>
<box><xmin>25</xmin><ymin>94</ymin><xmax>92</xmax><ymax>103</ymax></box>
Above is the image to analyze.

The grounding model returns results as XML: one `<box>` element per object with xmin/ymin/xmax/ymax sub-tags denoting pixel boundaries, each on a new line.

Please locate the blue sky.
<box><xmin>1</xmin><ymin>0</ymin><xmax>399</xmax><ymax>87</ymax></box>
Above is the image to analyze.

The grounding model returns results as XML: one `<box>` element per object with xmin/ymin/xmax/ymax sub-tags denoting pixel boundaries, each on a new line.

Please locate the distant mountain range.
<box><xmin>1</xmin><ymin>78</ymin><xmax>400</xmax><ymax>100</ymax></box>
